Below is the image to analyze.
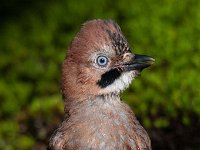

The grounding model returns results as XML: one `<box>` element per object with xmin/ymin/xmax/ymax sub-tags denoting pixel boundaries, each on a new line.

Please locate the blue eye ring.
<box><xmin>96</xmin><ymin>55</ymin><xmax>108</xmax><ymax>67</ymax></box>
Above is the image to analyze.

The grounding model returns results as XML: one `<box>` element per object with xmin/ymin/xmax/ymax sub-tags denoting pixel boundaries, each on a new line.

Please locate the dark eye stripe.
<box><xmin>97</xmin><ymin>68</ymin><xmax>121</xmax><ymax>88</ymax></box>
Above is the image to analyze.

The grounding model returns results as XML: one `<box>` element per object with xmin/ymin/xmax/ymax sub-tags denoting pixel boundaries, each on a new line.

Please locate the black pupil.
<box><xmin>100</xmin><ymin>58</ymin><xmax>105</xmax><ymax>64</ymax></box>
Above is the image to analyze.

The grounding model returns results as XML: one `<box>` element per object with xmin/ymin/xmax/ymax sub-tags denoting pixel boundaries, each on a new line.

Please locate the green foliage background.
<box><xmin>0</xmin><ymin>0</ymin><xmax>200</xmax><ymax>149</ymax></box>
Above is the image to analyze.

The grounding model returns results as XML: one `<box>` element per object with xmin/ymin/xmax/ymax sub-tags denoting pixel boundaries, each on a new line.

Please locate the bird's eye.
<box><xmin>96</xmin><ymin>55</ymin><xmax>108</xmax><ymax>67</ymax></box>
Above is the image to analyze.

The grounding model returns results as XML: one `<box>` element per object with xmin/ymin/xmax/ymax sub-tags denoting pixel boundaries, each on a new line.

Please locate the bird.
<box><xmin>48</xmin><ymin>19</ymin><xmax>155</xmax><ymax>150</ymax></box>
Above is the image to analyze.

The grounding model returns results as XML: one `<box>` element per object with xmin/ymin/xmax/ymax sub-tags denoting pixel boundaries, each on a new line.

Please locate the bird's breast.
<box><xmin>49</xmin><ymin>97</ymin><xmax>151</xmax><ymax>150</ymax></box>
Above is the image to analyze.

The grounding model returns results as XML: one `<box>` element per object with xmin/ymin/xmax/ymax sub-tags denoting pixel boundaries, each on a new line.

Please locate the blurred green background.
<box><xmin>0</xmin><ymin>0</ymin><xmax>200</xmax><ymax>149</ymax></box>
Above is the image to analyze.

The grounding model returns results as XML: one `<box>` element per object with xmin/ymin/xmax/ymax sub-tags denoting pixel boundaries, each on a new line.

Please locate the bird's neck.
<box><xmin>65</xmin><ymin>94</ymin><xmax>123</xmax><ymax>115</ymax></box>
<box><xmin>63</xmin><ymin>93</ymin><xmax>138</xmax><ymax>127</ymax></box>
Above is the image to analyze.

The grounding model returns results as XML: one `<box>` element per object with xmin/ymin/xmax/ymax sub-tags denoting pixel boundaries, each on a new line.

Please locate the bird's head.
<box><xmin>62</xmin><ymin>19</ymin><xmax>154</xmax><ymax>103</ymax></box>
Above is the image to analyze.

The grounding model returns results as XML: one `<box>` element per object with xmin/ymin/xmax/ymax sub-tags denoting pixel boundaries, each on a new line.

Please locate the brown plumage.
<box><xmin>48</xmin><ymin>19</ymin><xmax>155</xmax><ymax>150</ymax></box>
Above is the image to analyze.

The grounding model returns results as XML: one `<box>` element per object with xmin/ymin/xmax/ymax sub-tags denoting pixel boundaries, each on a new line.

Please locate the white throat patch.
<box><xmin>100</xmin><ymin>71</ymin><xmax>136</xmax><ymax>94</ymax></box>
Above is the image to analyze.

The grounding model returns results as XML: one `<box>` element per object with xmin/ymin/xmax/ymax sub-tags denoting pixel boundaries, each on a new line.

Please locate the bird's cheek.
<box><xmin>78</xmin><ymin>71</ymin><xmax>102</xmax><ymax>95</ymax></box>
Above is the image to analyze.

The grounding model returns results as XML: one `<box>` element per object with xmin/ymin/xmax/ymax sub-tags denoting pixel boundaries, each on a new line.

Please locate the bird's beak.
<box><xmin>120</xmin><ymin>53</ymin><xmax>155</xmax><ymax>72</ymax></box>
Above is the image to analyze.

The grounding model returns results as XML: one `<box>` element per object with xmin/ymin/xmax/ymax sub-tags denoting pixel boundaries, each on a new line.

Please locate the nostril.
<box><xmin>123</xmin><ymin>53</ymin><xmax>134</xmax><ymax>62</ymax></box>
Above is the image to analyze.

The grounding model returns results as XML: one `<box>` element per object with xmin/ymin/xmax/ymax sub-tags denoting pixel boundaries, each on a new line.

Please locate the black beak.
<box><xmin>122</xmin><ymin>54</ymin><xmax>155</xmax><ymax>72</ymax></box>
